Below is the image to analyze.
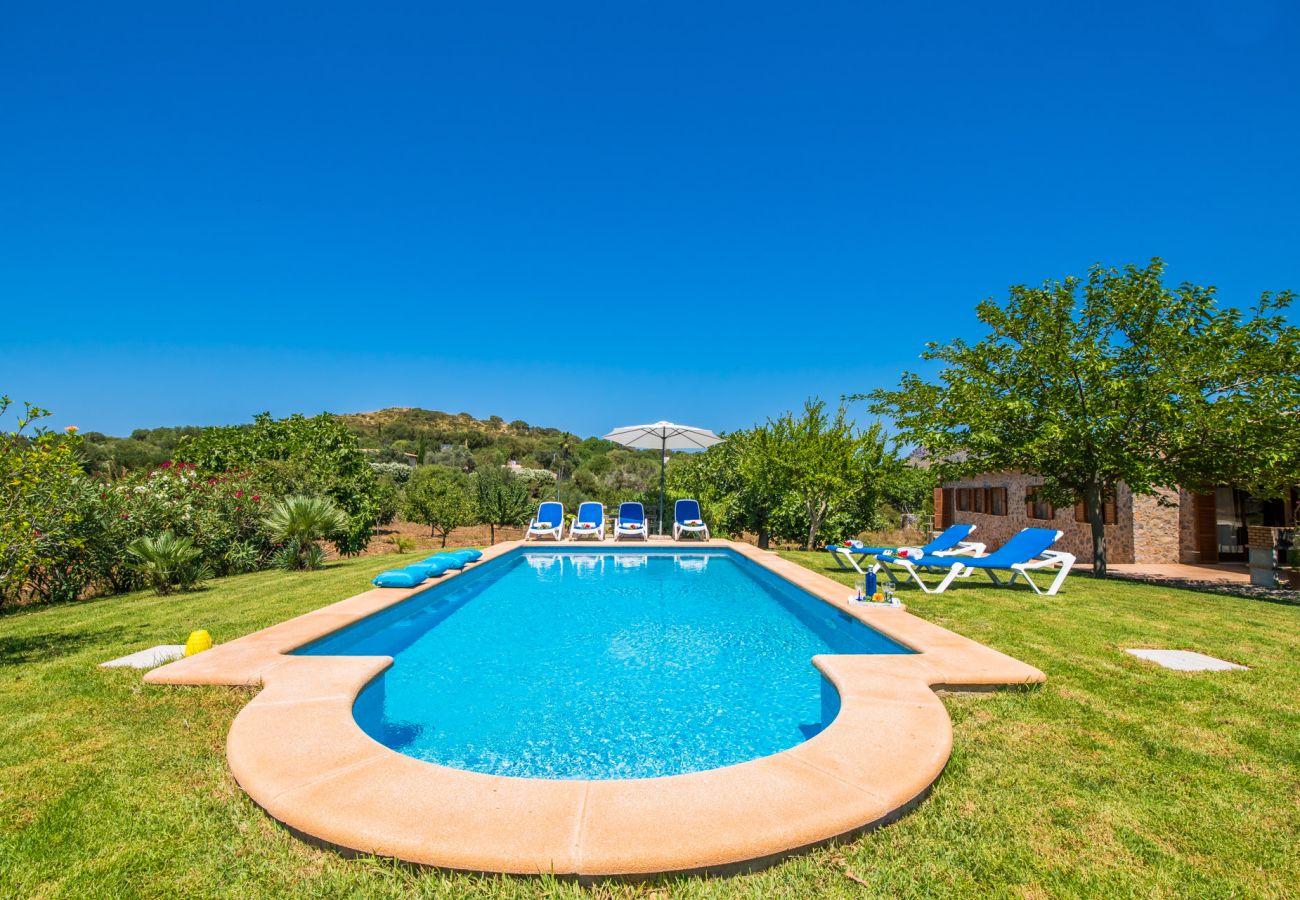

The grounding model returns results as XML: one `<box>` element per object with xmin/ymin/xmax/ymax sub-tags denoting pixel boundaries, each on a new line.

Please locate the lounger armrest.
<box><xmin>935</xmin><ymin>542</ymin><xmax>986</xmax><ymax>557</ymax></box>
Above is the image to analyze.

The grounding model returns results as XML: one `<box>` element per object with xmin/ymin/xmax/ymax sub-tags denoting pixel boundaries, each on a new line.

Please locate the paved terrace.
<box><xmin>1097</xmin><ymin>562</ymin><xmax>1250</xmax><ymax>584</ymax></box>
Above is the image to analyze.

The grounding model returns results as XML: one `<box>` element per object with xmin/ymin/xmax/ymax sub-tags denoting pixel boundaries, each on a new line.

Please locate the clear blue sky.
<box><xmin>3</xmin><ymin>1</ymin><xmax>1297</xmax><ymax>438</ymax></box>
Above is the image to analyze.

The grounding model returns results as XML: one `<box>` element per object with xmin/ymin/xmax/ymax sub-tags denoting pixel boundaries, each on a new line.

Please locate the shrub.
<box><xmin>369</xmin><ymin>461</ymin><xmax>412</xmax><ymax>484</ymax></box>
<box><xmin>262</xmin><ymin>495</ymin><xmax>347</xmax><ymax>570</ymax></box>
<box><xmin>182</xmin><ymin>412</ymin><xmax>385</xmax><ymax>555</ymax></box>
<box><xmin>125</xmin><ymin>531</ymin><xmax>212</xmax><ymax>595</ymax></box>
<box><xmin>271</xmin><ymin>540</ymin><xmax>327</xmax><ymax>571</ymax></box>
<box><xmin>222</xmin><ymin>541</ymin><xmax>262</xmax><ymax>575</ymax></box>
<box><xmin>0</xmin><ymin>398</ymin><xmax>94</xmax><ymax>605</ymax></box>
<box><xmin>89</xmin><ymin>463</ymin><xmax>269</xmax><ymax>582</ymax></box>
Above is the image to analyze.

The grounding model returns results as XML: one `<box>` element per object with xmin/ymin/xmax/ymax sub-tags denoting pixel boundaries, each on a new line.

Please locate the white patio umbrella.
<box><xmin>602</xmin><ymin>421</ymin><xmax>724</xmax><ymax>535</ymax></box>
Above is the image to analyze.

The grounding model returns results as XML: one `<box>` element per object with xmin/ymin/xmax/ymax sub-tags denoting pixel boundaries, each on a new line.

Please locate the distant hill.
<box><xmin>77</xmin><ymin>408</ymin><xmax>629</xmax><ymax>479</ymax></box>
<box><xmin>336</xmin><ymin>407</ymin><xmax>565</xmax><ymax>443</ymax></box>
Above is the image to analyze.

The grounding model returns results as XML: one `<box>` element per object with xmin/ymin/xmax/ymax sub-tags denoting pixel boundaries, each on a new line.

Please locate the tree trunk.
<box><xmin>489</xmin><ymin>522</ymin><xmax>496</xmax><ymax>543</ymax></box>
<box><xmin>440</xmin><ymin>531</ymin><xmax>447</xmax><ymax>547</ymax></box>
<box><xmin>1087</xmin><ymin>482</ymin><xmax>1108</xmax><ymax>578</ymax></box>
<box><xmin>755</xmin><ymin>510</ymin><xmax>771</xmax><ymax>549</ymax></box>
<box><xmin>806</xmin><ymin>498</ymin><xmax>826</xmax><ymax>551</ymax></box>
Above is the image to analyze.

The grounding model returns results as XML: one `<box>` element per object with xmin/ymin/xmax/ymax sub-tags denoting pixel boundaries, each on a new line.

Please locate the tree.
<box><xmin>767</xmin><ymin>400</ymin><xmax>891</xmax><ymax>549</ymax></box>
<box><xmin>473</xmin><ymin>466</ymin><xmax>531</xmax><ymax>543</ymax></box>
<box><xmin>404</xmin><ymin>467</ymin><xmax>475</xmax><ymax>546</ymax></box>
<box><xmin>261</xmin><ymin>495</ymin><xmax>348</xmax><ymax>570</ymax></box>
<box><xmin>669</xmin><ymin>428</ymin><xmax>789</xmax><ymax>548</ymax></box>
<box><xmin>666</xmin><ymin>439</ymin><xmax>743</xmax><ymax>538</ymax></box>
<box><xmin>427</xmin><ymin>444</ymin><xmax>475</xmax><ymax>470</ymax></box>
<box><xmin>865</xmin><ymin>259</ymin><xmax>1300</xmax><ymax>576</ymax></box>
<box><xmin>733</xmin><ymin>426</ymin><xmax>793</xmax><ymax>549</ymax></box>
<box><xmin>877</xmin><ymin>456</ymin><xmax>936</xmax><ymax>529</ymax></box>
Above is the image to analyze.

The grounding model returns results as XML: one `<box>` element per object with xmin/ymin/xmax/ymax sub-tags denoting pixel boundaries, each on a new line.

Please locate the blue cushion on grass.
<box><xmin>373</xmin><ymin>569</ymin><xmax>426</xmax><ymax>588</ymax></box>
<box><xmin>447</xmin><ymin>548</ymin><xmax>482</xmax><ymax>562</ymax></box>
<box><xmin>429</xmin><ymin>553</ymin><xmax>466</xmax><ymax>570</ymax></box>
<box><xmin>408</xmin><ymin>558</ymin><xmax>453</xmax><ymax>577</ymax></box>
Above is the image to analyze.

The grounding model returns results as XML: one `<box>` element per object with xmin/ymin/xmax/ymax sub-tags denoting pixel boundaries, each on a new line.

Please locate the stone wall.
<box><xmin>939</xmin><ymin>474</ymin><xmax>1182</xmax><ymax>565</ymax></box>
<box><xmin>1177</xmin><ymin>488</ymin><xmax>1201</xmax><ymax>563</ymax></box>
<box><xmin>1131</xmin><ymin>488</ymin><xmax>1181</xmax><ymax>564</ymax></box>
<box><xmin>939</xmin><ymin>473</ymin><xmax>1127</xmax><ymax>563</ymax></box>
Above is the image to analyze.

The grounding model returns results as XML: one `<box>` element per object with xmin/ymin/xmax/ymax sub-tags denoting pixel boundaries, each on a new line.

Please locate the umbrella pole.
<box><xmin>658</xmin><ymin>434</ymin><xmax>666</xmax><ymax>537</ymax></box>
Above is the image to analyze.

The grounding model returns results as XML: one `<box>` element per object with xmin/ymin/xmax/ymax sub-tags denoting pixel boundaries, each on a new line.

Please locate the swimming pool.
<box><xmin>150</xmin><ymin>538</ymin><xmax>1047</xmax><ymax>874</ymax></box>
<box><xmin>296</xmin><ymin>548</ymin><xmax>911</xmax><ymax>779</ymax></box>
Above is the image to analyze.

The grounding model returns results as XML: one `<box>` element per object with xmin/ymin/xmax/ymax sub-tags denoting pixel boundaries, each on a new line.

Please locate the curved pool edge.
<box><xmin>145</xmin><ymin>539</ymin><xmax>1046</xmax><ymax>876</ymax></box>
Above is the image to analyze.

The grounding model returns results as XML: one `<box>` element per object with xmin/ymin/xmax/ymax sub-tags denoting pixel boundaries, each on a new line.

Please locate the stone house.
<box><xmin>934</xmin><ymin>473</ymin><xmax>1297</xmax><ymax>565</ymax></box>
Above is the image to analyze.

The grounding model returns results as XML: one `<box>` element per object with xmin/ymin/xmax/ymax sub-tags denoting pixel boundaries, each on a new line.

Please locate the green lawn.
<box><xmin>2</xmin><ymin>551</ymin><xmax>1297</xmax><ymax>898</ymax></box>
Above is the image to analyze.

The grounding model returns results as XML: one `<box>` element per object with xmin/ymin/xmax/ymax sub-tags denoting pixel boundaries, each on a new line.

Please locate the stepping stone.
<box><xmin>99</xmin><ymin>645</ymin><xmax>185</xmax><ymax>669</ymax></box>
<box><xmin>1124</xmin><ymin>649</ymin><xmax>1248</xmax><ymax>672</ymax></box>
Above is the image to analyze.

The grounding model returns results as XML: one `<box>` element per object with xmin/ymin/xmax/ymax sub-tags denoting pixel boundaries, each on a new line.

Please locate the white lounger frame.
<box><xmin>614</xmin><ymin>519</ymin><xmax>648</xmax><ymax>541</ymax></box>
<box><xmin>875</xmin><ymin>532</ymin><xmax>1076</xmax><ymax>596</ymax></box>
<box><xmin>673</xmin><ymin>519</ymin><xmax>710</xmax><ymax>541</ymax></box>
<box><xmin>524</xmin><ymin>505</ymin><xmax>565</xmax><ymax>542</ymax></box>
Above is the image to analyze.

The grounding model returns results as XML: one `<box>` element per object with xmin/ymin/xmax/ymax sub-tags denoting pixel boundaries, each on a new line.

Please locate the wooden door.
<box><xmin>936</xmin><ymin>488</ymin><xmax>954</xmax><ymax>528</ymax></box>
<box><xmin>1192</xmin><ymin>492</ymin><xmax>1218</xmax><ymax>563</ymax></box>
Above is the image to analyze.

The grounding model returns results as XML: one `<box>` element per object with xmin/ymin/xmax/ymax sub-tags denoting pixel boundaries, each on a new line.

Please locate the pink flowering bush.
<box><xmin>6</xmin><ymin>403</ymin><xmax>389</xmax><ymax>605</ymax></box>
<box><xmin>88</xmin><ymin>463</ymin><xmax>271</xmax><ymax>584</ymax></box>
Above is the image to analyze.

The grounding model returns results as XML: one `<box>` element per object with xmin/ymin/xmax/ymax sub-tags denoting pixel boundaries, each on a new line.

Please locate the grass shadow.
<box><xmin>0</xmin><ymin>590</ymin><xmax>134</xmax><ymax>624</ymax></box>
<box><xmin>0</xmin><ymin>624</ymin><xmax>133</xmax><ymax>667</ymax></box>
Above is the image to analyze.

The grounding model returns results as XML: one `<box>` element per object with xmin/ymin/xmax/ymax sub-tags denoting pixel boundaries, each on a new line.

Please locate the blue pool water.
<box><xmin>296</xmin><ymin>549</ymin><xmax>911</xmax><ymax>779</ymax></box>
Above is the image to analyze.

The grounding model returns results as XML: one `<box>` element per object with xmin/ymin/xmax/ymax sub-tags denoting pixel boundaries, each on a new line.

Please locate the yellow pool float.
<box><xmin>184</xmin><ymin>630</ymin><xmax>213</xmax><ymax>656</ymax></box>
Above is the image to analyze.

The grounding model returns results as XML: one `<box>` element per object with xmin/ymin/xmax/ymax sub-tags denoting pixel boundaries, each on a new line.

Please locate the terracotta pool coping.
<box><xmin>145</xmin><ymin>539</ymin><xmax>1045</xmax><ymax>876</ymax></box>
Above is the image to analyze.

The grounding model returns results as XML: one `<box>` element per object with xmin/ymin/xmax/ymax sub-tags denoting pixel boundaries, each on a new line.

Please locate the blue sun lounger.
<box><xmin>875</xmin><ymin>527</ymin><xmax>1076</xmax><ymax>596</ymax></box>
<box><xmin>569</xmin><ymin>501</ymin><xmax>606</xmax><ymax>541</ymax></box>
<box><xmin>825</xmin><ymin>524</ymin><xmax>983</xmax><ymax>575</ymax></box>
<box><xmin>673</xmin><ymin>499</ymin><xmax>709</xmax><ymax>540</ymax></box>
<box><xmin>525</xmin><ymin>502</ymin><xmax>565</xmax><ymax>541</ymax></box>
<box><xmin>614</xmin><ymin>502</ymin><xmax>648</xmax><ymax>541</ymax></box>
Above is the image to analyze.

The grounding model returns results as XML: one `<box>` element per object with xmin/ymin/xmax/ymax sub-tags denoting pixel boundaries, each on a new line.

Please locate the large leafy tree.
<box><xmin>865</xmin><ymin>259</ymin><xmax>1300</xmax><ymax>576</ymax></box>
<box><xmin>404</xmin><ymin>466</ymin><xmax>476</xmax><ymax>546</ymax></box>
<box><xmin>731</xmin><ymin>426</ymin><xmax>795</xmax><ymax>549</ymax></box>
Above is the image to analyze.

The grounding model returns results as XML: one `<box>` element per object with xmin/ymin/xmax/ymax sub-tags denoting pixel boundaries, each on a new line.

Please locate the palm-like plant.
<box><xmin>261</xmin><ymin>494</ymin><xmax>348</xmax><ymax>570</ymax></box>
<box><xmin>126</xmin><ymin>531</ymin><xmax>212</xmax><ymax>595</ymax></box>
